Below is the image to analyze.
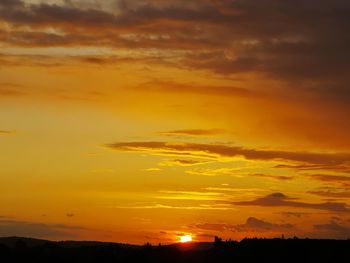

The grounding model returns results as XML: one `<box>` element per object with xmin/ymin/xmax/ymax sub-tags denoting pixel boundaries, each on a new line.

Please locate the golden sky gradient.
<box><xmin>1</xmin><ymin>0</ymin><xmax>350</xmax><ymax>244</ymax></box>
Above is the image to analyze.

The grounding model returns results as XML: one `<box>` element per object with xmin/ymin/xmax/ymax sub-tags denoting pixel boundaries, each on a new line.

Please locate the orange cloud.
<box><xmin>311</xmin><ymin>174</ymin><xmax>350</xmax><ymax>187</ymax></box>
<box><xmin>0</xmin><ymin>130</ymin><xmax>15</xmax><ymax>135</ymax></box>
<box><xmin>0</xmin><ymin>82</ymin><xmax>26</xmax><ymax>97</ymax></box>
<box><xmin>106</xmin><ymin>141</ymin><xmax>350</xmax><ymax>168</ymax></box>
<box><xmin>251</xmin><ymin>173</ymin><xmax>294</xmax><ymax>181</ymax></box>
<box><xmin>160</xmin><ymin>129</ymin><xmax>224</xmax><ymax>137</ymax></box>
<box><xmin>159</xmin><ymin>159</ymin><xmax>207</xmax><ymax>167</ymax></box>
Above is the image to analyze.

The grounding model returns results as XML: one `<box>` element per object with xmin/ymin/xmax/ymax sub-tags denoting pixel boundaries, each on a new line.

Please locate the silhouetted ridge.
<box><xmin>0</xmin><ymin>236</ymin><xmax>349</xmax><ymax>263</ymax></box>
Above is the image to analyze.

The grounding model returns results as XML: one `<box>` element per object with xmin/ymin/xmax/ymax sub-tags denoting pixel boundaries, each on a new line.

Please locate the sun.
<box><xmin>180</xmin><ymin>235</ymin><xmax>193</xmax><ymax>243</ymax></box>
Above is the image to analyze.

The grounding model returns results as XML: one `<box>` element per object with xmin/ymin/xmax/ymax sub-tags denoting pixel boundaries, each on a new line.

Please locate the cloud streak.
<box><xmin>311</xmin><ymin>174</ymin><xmax>350</xmax><ymax>187</ymax></box>
<box><xmin>106</xmin><ymin>141</ymin><xmax>350</xmax><ymax>168</ymax></box>
<box><xmin>159</xmin><ymin>129</ymin><xmax>224</xmax><ymax>137</ymax></box>
<box><xmin>0</xmin><ymin>130</ymin><xmax>15</xmax><ymax>135</ymax></box>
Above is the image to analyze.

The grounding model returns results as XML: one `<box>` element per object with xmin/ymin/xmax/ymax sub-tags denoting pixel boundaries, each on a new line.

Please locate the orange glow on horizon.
<box><xmin>180</xmin><ymin>235</ymin><xmax>193</xmax><ymax>243</ymax></box>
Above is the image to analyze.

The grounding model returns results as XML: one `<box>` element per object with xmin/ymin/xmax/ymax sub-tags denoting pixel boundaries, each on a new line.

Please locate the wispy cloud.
<box><xmin>138</xmin><ymin>81</ymin><xmax>258</xmax><ymax>98</ymax></box>
<box><xmin>113</xmin><ymin>203</ymin><xmax>232</xmax><ymax>211</ymax></box>
<box><xmin>159</xmin><ymin>159</ymin><xmax>208</xmax><ymax>167</ymax></box>
<box><xmin>252</xmin><ymin>173</ymin><xmax>294</xmax><ymax>181</ymax></box>
<box><xmin>0</xmin><ymin>130</ymin><xmax>15</xmax><ymax>135</ymax></box>
<box><xmin>157</xmin><ymin>190</ymin><xmax>225</xmax><ymax>201</ymax></box>
<box><xmin>311</xmin><ymin>174</ymin><xmax>350</xmax><ymax>187</ymax></box>
<box><xmin>159</xmin><ymin>128</ymin><xmax>224</xmax><ymax>137</ymax></box>
<box><xmin>308</xmin><ymin>188</ymin><xmax>350</xmax><ymax>198</ymax></box>
<box><xmin>280</xmin><ymin>212</ymin><xmax>311</xmax><ymax>218</ymax></box>
<box><xmin>106</xmin><ymin>141</ymin><xmax>350</xmax><ymax>169</ymax></box>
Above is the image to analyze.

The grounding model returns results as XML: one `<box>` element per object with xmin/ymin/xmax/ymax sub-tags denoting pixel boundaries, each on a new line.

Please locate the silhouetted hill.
<box><xmin>0</xmin><ymin>236</ymin><xmax>49</xmax><ymax>248</ymax></box>
<box><xmin>0</xmin><ymin>237</ymin><xmax>212</xmax><ymax>250</ymax></box>
<box><xmin>166</xmin><ymin>241</ymin><xmax>214</xmax><ymax>251</ymax></box>
<box><xmin>0</xmin><ymin>236</ymin><xmax>349</xmax><ymax>263</ymax></box>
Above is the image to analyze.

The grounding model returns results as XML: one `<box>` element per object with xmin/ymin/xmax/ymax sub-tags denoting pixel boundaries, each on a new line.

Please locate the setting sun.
<box><xmin>180</xmin><ymin>235</ymin><xmax>193</xmax><ymax>243</ymax></box>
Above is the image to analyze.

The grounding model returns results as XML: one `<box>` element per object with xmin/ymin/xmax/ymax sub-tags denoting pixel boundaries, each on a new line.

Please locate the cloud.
<box><xmin>186</xmin><ymin>168</ymin><xmax>294</xmax><ymax>180</ymax></box>
<box><xmin>190</xmin><ymin>217</ymin><xmax>296</xmax><ymax>233</ymax></box>
<box><xmin>0</xmin><ymin>215</ymin><xmax>13</xmax><ymax>219</ymax></box>
<box><xmin>0</xmin><ymin>0</ymin><xmax>348</xmax><ymax>78</ymax></box>
<box><xmin>232</xmin><ymin>192</ymin><xmax>349</xmax><ymax>212</ymax></box>
<box><xmin>138</xmin><ymin>81</ymin><xmax>258</xmax><ymax>98</ymax></box>
<box><xmin>252</xmin><ymin>173</ymin><xmax>294</xmax><ymax>181</ymax></box>
<box><xmin>0</xmin><ymin>0</ymin><xmax>349</xmax><ymax>110</ymax></box>
<box><xmin>311</xmin><ymin>174</ymin><xmax>350</xmax><ymax>187</ymax></box>
<box><xmin>275</xmin><ymin>164</ymin><xmax>350</xmax><ymax>173</ymax></box>
<box><xmin>280</xmin><ymin>212</ymin><xmax>310</xmax><ymax>218</ymax></box>
<box><xmin>204</xmin><ymin>187</ymin><xmax>265</xmax><ymax>194</ymax></box>
<box><xmin>113</xmin><ymin>203</ymin><xmax>232</xmax><ymax>211</ymax></box>
<box><xmin>189</xmin><ymin>222</ymin><xmax>229</xmax><ymax>232</ymax></box>
<box><xmin>159</xmin><ymin>159</ymin><xmax>208</xmax><ymax>167</ymax></box>
<box><xmin>308</xmin><ymin>189</ymin><xmax>350</xmax><ymax>198</ymax></box>
<box><xmin>232</xmin><ymin>217</ymin><xmax>295</xmax><ymax>232</ymax></box>
<box><xmin>0</xmin><ymin>82</ymin><xmax>26</xmax><ymax>97</ymax></box>
<box><xmin>314</xmin><ymin>220</ymin><xmax>350</xmax><ymax>239</ymax></box>
<box><xmin>0</xmin><ymin>219</ymin><xmax>85</xmax><ymax>239</ymax></box>
<box><xmin>157</xmin><ymin>190</ymin><xmax>225</xmax><ymax>201</ymax></box>
<box><xmin>0</xmin><ymin>88</ymin><xmax>25</xmax><ymax>97</ymax></box>
<box><xmin>159</xmin><ymin>129</ymin><xmax>224</xmax><ymax>137</ymax></box>
<box><xmin>0</xmin><ymin>130</ymin><xmax>15</xmax><ymax>135</ymax></box>
<box><xmin>106</xmin><ymin>141</ymin><xmax>350</xmax><ymax>168</ymax></box>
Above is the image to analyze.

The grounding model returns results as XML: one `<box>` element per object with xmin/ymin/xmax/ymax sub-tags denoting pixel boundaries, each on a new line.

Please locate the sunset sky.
<box><xmin>1</xmin><ymin>0</ymin><xmax>350</xmax><ymax>244</ymax></box>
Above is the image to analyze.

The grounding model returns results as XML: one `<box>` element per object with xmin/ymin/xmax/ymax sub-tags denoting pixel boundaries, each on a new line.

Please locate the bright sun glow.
<box><xmin>180</xmin><ymin>235</ymin><xmax>193</xmax><ymax>243</ymax></box>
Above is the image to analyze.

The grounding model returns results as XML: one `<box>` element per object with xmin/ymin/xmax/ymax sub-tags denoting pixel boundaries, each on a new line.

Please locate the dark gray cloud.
<box><xmin>0</xmin><ymin>0</ymin><xmax>349</xmax><ymax>102</ymax></box>
<box><xmin>189</xmin><ymin>222</ymin><xmax>228</xmax><ymax>232</ymax></box>
<box><xmin>314</xmin><ymin>220</ymin><xmax>350</xmax><ymax>239</ymax></box>
<box><xmin>0</xmin><ymin>219</ymin><xmax>85</xmax><ymax>239</ymax></box>
<box><xmin>189</xmin><ymin>217</ymin><xmax>295</xmax><ymax>233</ymax></box>
<box><xmin>0</xmin><ymin>0</ymin><xmax>22</xmax><ymax>8</ymax></box>
<box><xmin>232</xmin><ymin>217</ymin><xmax>295</xmax><ymax>232</ymax></box>
<box><xmin>232</xmin><ymin>192</ymin><xmax>349</xmax><ymax>212</ymax></box>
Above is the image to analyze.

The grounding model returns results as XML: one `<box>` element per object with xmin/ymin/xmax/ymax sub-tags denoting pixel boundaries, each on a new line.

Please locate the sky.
<box><xmin>0</xmin><ymin>0</ymin><xmax>350</xmax><ymax>244</ymax></box>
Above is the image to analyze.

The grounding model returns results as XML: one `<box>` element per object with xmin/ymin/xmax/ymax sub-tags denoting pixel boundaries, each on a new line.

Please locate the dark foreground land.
<box><xmin>0</xmin><ymin>237</ymin><xmax>349</xmax><ymax>263</ymax></box>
